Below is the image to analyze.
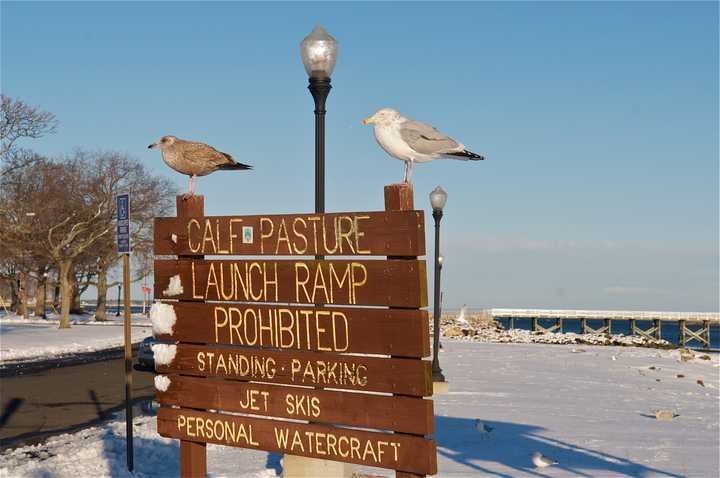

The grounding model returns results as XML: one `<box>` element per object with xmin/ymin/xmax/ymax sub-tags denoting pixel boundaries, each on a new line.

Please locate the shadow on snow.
<box><xmin>435</xmin><ymin>415</ymin><xmax>684</xmax><ymax>478</ymax></box>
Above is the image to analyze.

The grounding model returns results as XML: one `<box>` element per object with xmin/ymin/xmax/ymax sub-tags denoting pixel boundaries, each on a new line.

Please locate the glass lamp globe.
<box><xmin>429</xmin><ymin>186</ymin><xmax>448</xmax><ymax>211</ymax></box>
<box><xmin>300</xmin><ymin>25</ymin><xmax>339</xmax><ymax>79</ymax></box>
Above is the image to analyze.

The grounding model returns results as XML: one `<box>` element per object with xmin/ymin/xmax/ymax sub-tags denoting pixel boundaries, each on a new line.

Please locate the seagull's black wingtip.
<box><xmin>448</xmin><ymin>150</ymin><xmax>485</xmax><ymax>161</ymax></box>
<box><xmin>219</xmin><ymin>162</ymin><xmax>253</xmax><ymax>171</ymax></box>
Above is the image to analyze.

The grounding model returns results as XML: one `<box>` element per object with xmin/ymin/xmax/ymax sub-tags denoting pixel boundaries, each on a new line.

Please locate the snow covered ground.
<box><xmin>1</xmin><ymin>341</ymin><xmax>717</xmax><ymax>477</ymax></box>
<box><xmin>0</xmin><ymin>313</ymin><xmax>153</xmax><ymax>364</ymax></box>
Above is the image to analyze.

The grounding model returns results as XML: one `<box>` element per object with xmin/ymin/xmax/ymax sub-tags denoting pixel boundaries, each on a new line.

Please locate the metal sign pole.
<box><xmin>117</xmin><ymin>194</ymin><xmax>133</xmax><ymax>472</ymax></box>
<box><xmin>123</xmin><ymin>253</ymin><xmax>133</xmax><ymax>472</ymax></box>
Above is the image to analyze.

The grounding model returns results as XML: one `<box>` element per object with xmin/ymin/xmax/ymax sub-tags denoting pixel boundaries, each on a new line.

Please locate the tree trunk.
<box><xmin>53</xmin><ymin>283</ymin><xmax>60</xmax><ymax>310</ymax></box>
<box><xmin>95</xmin><ymin>269</ymin><xmax>108</xmax><ymax>321</ymax></box>
<box><xmin>70</xmin><ymin>281</ymin><xmax>83</xmax><ymax>314</ymax></box>
<box><xmin>17</xmin><ymin>276</ymin><xmax>27</xmax><ymax>319</ymax></box>
<box><xmin>34</xmin><ymin>271</ymin><xmax>47</xmax><ymax>318</ymax></box>
<box><xmin>58</xmin><ymin>262</ymin><xmax>73</xmax><ymax>329</ymax></box>
<box><xmin>9</xmin><ymin>279</ymin><xmax>20</xmax><ymax>313</ymax></box>
<box><xmin>22</xmin><ymin>276</ymin><xmax>30</xmax><ymax>320</ymax></box>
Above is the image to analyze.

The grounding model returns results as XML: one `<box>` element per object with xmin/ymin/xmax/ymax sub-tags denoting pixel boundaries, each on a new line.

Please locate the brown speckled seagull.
<box><xmin>148</xmin><ymin>135</ymin><xmax>252</xmax><ymax>197</ymax></box>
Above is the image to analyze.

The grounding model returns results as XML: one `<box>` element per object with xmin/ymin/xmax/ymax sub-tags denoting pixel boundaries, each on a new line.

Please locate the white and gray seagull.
<box><xmin>148</xmin><ymin>135</ymin><xmax>252</xmax><ymax>197</ymax></box>
<box><xmin>362</xmin><ymin>108</ymin><xmax>485</xmax><ymax>183</ymax></box>
<box><xmin>457</xmin><ymin>304</ymin><xmax>470</xmax><ymax>326</ymax></box>
<box><xmin>532</xmin><ymin>452</ymin><xmax>559</xmax><ymax>469</ymax></box>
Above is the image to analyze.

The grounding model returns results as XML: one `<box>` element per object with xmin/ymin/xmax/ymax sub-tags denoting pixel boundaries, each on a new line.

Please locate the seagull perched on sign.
<box><xmin>148</xmin><ymin>135</ymin><xmax>252</xmax><ymax>197</ymax></box>
<box><xmin>362</xmin><ymin>108</ymin><xmax>485</xmax><ymax>184</ymax></box>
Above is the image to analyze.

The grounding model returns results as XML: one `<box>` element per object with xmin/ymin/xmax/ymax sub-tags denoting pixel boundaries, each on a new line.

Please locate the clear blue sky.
<box><xmin>2</xmin><ymin>1</ymin><xmax>718</xmax><ymax>311</ymax></box>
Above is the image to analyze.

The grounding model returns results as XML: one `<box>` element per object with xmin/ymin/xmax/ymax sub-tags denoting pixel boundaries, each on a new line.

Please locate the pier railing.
<box><xmin>487</xmin><ymin>308</ymin><xmax>719</xmax><ymax>349</ymax></box>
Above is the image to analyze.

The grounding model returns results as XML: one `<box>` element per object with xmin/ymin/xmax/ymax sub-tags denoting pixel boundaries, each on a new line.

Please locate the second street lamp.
<box><xmin>300</xmin><ymin>25</ymin><xmax>338</xmax><ymax>217</ymax></box>
<box><xmin>429</xmin><ymin>186</ymin><xmax>448</xmax><ymax>383</ymax></box>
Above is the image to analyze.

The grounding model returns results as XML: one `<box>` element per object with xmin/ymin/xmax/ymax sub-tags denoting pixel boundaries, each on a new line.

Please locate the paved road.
<box><xmin>0</xmin><ymin>357</ymin><xmax>154</xmax><ymax>449</ymax></box>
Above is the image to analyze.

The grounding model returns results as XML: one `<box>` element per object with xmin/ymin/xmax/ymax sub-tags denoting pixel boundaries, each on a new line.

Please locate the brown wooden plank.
<box><xmin>175</xmin><ymin>195</ymin><xmax>208</xmax><ymax>478</ymax></box>
<box><xmin>153</xmin><ymin>259</ymin><xmax>428</xmax><ymax>308</ymax></box>
<box><xmin>180</xmin><ymin>441</ymin><xmax>206</xmax><ymax>478</ymax></box>
<box><xmin>154</xmin><ymin>211</ymin><xmax>425</xmax><ymax>257</ymax></box>
<box><xmin>157</xmin><ymin>407</ymin><xmax>437</xmax><ymax>475</ymax></box>
<box><xmin>156</xmin><ymin>375</ymin><xmax>434</xmax><ymax>435</ymax></box>
<box><xmin>156</xmin><ymin>344</ymin><xmax>433</xmax><ymax>397</ymax></box>
<box><xmin>386</xmin><ymin>184</ymin><xmax>431</xmax><ymax>478</ymax></box>
<box><xmin>384</xmin><ymin>184</ymin><xmax>414</xmax><ymax>212</ymax></box>
<box><xmin>156</xmin><ymin>302</ymin><xmax>429</xmax><ymax>358</ymax></box>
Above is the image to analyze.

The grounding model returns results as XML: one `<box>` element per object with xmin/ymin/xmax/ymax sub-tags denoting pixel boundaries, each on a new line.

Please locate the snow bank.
<box><xmin>150</xmin><ymin>302</ymin><xmax>176</xmax><ymax>335</ymax></box>
<box><xmin>151</xmin><ymin>343</ymin><xmax>176</xmax><ymax>365</ymax></box>
<box><xmin>162</xmin><ymin>275</ymin><xmax>183</xmax><ymax>297</ymax></box>
<box><xmin>0</xmin><ymin>316</ymin><xmax>152</xmax><ymax>364</ymax></box>
<box><xmin>0</xmin><ymin>415</ymin><xmax>275</xmax><ymax>478</ymax></box>
<box><xmin>154</xmin><ymin>375</ymin><xmax>171</xmax><ymax>392</ymax></box>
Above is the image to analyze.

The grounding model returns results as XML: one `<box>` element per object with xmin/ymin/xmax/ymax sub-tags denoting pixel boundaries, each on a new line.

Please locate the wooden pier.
<box><xmin>489</xmin><ymin>309</ymin><xmax>719</xmax><ymax>348</ymax></box>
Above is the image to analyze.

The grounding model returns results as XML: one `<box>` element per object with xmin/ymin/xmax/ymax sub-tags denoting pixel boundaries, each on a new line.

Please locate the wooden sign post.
<box><xmin>153</xmin><ymin>186</ymin><xmax>436</xmax><ymax>477</ymax></box>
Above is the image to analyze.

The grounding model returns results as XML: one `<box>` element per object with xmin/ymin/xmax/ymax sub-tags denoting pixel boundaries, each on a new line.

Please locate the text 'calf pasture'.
<box><xmin>154</xmin><ymin>210</ymin><xmax>425</xmax><ymax>256</ymax></box>
<box><xmin>153</xmin><ymin>189</ymin><xmax>436</xmax><ymax>477</ymax></box>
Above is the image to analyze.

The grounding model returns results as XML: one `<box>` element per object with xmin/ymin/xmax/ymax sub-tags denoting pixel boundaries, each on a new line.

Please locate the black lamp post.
<box><xmin>430</xmin><ymin>186</ymin><xmax>448</xmax><ymax>382</ymax></box>
<box><xmin>115</xmin><ymin>284</ymin><xmax>121</xmax><ymax>317</ymax></box>
<box><xmin>438</xmin><ymin>255</ymin><xmax>444</xmax><ymax>349</ymax></box>
<box><xmin>300</xmin><ymin>25</ymin><xmax>338</xmax><ymax>217</ymax></box>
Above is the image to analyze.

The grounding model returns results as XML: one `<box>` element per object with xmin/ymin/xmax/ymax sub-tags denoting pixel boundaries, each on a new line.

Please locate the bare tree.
<box><xmin>81</xmin><ymin>151</ymin><xmax>175</xmax><ymax>321</ymax></box>
<box><xmin>0</xmin><ymin>157</ymin><xmax>52</xmax><ymax>316</ymax></box>
<box><xmin>0</xmin><ymin>156</ymin><xmax>109</xmax><ymax>327</ymax></box>
<box><xmin>0</xmin><ymin>95</ymin><xmax>57</xmax><ymax>176</ymax></box>
<box><xmin>1</xmin><ymin>148</ymin><xmax>175</xmax><ymax>325</ymax></box>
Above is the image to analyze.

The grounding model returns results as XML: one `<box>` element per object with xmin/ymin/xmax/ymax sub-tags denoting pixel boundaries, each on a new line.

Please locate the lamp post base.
<box><xmin>432</xmin><ymin>368</ymin><xmax>448</xmax><ymax>394</ymax></box>
<box><xmin>283</xmin><ymin>454</ymin><xmax>353</xmax><ymax>478</ymax></box>
<box><xmin>433</xmin><ymin>380</ymin><xmax>449</xmax><ymax>395</ymax></box>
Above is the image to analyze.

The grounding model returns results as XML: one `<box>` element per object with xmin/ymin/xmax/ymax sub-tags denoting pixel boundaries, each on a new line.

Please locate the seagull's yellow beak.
<box><xmin>362</xmin><ymin>116</ymin><xmax>373</xmax><ymax>125</ymax></box>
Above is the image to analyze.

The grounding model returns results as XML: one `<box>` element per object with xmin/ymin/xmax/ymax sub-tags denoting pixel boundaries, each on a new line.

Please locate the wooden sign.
<box><xmin>154</xmin><ymin>259</ymin><xmax>427</xmax><ymax>307</ymax></box>
<box><xmin>156</xmin><ymin>375</ymin><xmax>434</xmax><ymax>435</ymax></box>
<box><xmin>156</xmin><ymin>302</ymin><xmax>429</xmax><ymax>358</ymax></box>
<box><xmin>153</xmin><ymin>185</ymin><xmax>435</xmax><ymax>478</ymax></box>
<box><xmin>156</xmin><ymin>344</ymin><xmax>432</xmax><ymax>396</ymax></box>
<box><xmin>158</xmin><ymin>407</ymin><xmax>437</xmax><ymax>475</ymax></box>
<box><xmin>154</xmin><ymin>211</ymin><xmax>425</xmax><ymax>256</ymax></box>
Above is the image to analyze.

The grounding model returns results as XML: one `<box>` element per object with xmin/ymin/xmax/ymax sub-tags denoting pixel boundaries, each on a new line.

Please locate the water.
<box><xmin>495</xmin><ymin>317</ymin><xmax>720</xmax><ymax>350</ymax></box>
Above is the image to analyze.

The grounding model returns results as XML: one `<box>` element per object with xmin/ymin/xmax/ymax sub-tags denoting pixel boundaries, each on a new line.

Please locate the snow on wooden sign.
<box><xmin>152</xmin><ymin>186</ymin><xmax>436</xmax><ymax>478</ymax></box>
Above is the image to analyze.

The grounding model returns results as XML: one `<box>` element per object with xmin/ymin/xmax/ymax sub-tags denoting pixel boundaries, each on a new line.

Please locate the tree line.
<box><xmin>0</xmin><ymin>95</ymin><xmax>176</xmax><ymax>328</ymax></box>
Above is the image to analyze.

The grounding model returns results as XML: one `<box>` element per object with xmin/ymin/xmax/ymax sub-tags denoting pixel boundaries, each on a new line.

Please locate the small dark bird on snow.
<box><xmin>148</xmin><ymin>135</ymin><xmax>252</xmax><ymax>197</ymax></box>
<box><xmin>474</xmin><ymin>419</ymin><xmax>494</xmax><ymax>436</ymax></box>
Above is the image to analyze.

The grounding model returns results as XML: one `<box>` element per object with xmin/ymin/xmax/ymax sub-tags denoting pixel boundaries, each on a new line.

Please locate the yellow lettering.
<box><xmin>187</xmin><ymin>219</ymin><xmax>201</xmax><ymax>253</ymax></box>
<box><xmin>295</xmin><ymin>263</ymin><xmax>310</xmax><ymax>302</ymax></box>
<box><xmin>354</xmin><ymin>215</ymin><xmax>371</xmax><ymax>254</ymax></box>
<box><xmin>259</xmin><ymin>218</ymin><xmax>274</xmax><ymax>254</ymax></box>
<box><xmin>292</xmin><ymin>217</ymin><xmax>308</xmax><ymax>254</ymax></box>
<box><xmin>229</xmin><ymin>218</ymin><xmax>243</xmax><ymax>252</ymax></box>
<box><xmin>214</xmin><ymin>307</ymin><xmax>228</xmax><ymax>342</ymax></box>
